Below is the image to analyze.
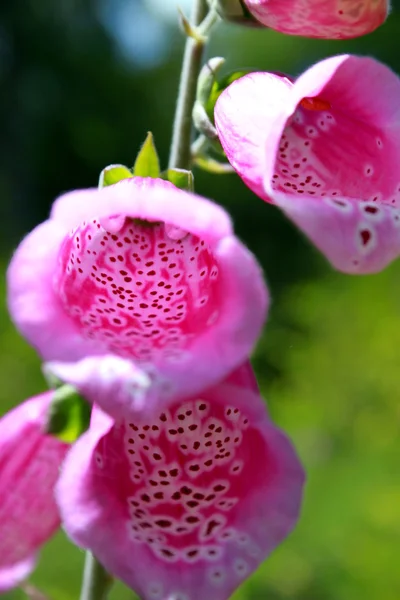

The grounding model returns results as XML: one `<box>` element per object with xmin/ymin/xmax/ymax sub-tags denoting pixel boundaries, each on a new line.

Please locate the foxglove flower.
<box><xmin>56</xmin><ymin>371</ymin><xmax>304</xmax><ymax>600</ymax></box>
<box><xmin>0</xmin><ymin>393</ymin><xmax>69</xmax><ymax>592</ymax></box>
<box><xmin>243</xmin><ymin>0</ymin><xmax>388</xmax><ymax>39</ymax></box>
<box><xmin>8</xmin><ymin>177</ymin><xmax>268</xmax><ymax>400</ymax></box>
<box><xmin>215</xmin><ymin>54</ymin><xmax>400</xmax><ymax>274</ymax></box>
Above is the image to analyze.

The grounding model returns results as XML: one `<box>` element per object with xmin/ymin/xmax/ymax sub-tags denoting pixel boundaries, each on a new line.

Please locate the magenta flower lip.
<box><xmin>244</xmin><ymin>0</ymin><xmax>388</xmax><ymax>39</ymax></box>
<box><xmin>215</xmin><ymin>54</ymin><xmax>400</xmax><ymax>274</ymax></box>
<box><xmin>8</xmin><ymin>177</ymin><xmax>268</xmax><ymax>402</ymax></box>
<box><xmin>56</xmin><ymin>370</ymin><xmax>305</xmax><ymax>600</ymax></box>
<box><xmin>0</xmin><ymin>393</ymin><xmax>68</xmax><ymax>592</ymax></box>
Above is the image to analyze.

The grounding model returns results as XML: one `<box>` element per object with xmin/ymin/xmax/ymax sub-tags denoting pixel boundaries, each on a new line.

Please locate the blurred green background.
<box><xmin>1</xmin><ymin>1</ymin><xmax>400</xmax><ymax>598</ymax></box>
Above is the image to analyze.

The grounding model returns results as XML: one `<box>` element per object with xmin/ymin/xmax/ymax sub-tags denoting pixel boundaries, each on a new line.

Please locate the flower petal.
<box><xmin>50</xmin><ymin>178</ymin><xmax>232</xmax><ymax>244</ymax></box>
<box><xmin>244</xmin><ymin>0</ymin><xmax>388</xmax><ymax>39</ymax></box>
<box><xmin>0</xmin><ymin>393</ymin><xmax>69</xmax><ymax>591</ymax></box>
<box><xmin>44</xmin><ymin>357</ymin><xmax>259</xmax><ymax>422</ymax></box>
<box><xmin>7</xmin><ymin>221</ymin><xmax>103</xmax><ymax>361</ymax></box>
<box><xmin>44</xmin><ymin>355</ymin><xmax>160</xmax><ymax>421</ymax></box>
<box><xmin>215</xmin><ymin>71</ymin><xmax>293</xmax><ymax>200</ymax></box>
<box><xmin>9</xmin><ymin>178</ymin><xmax>268</xmax><ymax>400</ymax></box>
<box><xmin>56</xmin><ymin>375</ymin><xmax>304</xmax><ymax>600</ymax></box>
<box><xmin>270</xmin><ymin>193</ymin><xmax>400</xmax><ymax>273</ymax></box>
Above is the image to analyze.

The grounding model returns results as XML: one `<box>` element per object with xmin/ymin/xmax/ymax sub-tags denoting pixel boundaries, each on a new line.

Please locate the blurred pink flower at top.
<box><xmin>244</xmin><ymin>0</ymin><xmax>388</xmax><ymax>39</ymax></box>
<box><xmin>8</xmin><ymin>177</ymin><xmax>268</xmax><ymax>401</ymax></box>
<box><xmin>215</xmin><ymin>54</ymin><xmax>400</xmax><ymax>274</ymax></box>
<box><xmin>0</xmin><ymin>393</ymin><xmax>69</xmax><ymax>592</ymax></box>
<box><xmin>56</xmin><ymin>369</ymin><xmax>304</xmax><ymax>600</ymax></box>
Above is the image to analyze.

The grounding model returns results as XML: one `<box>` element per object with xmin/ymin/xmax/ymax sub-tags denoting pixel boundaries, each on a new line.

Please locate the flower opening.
<box><xmin>56</xmin><ymin>218</ymin><xmax>221</xmax><ymax>363</ymax></box>
<box><xmin>56</xmin><ymin>377</ymin><xmax>304</xmax><ymax>600</ymax></box>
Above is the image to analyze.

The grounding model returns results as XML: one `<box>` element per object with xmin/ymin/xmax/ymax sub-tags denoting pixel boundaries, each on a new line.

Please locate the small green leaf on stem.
<box><xmin>132</xmin><ymin>132</ymin><xmax>161</xmax><ymax>178</ymax></box>
<box><xmin>178</xmin><ymin>8</ymin><xmax>207</xmax><ymax>42</ymax></box>
<box><xmin>98</xmin><ymin>164</ymin><xmax>133</xmax><ymax>188</ymax></box>
<box><xmin>44</xmin><ymin>384</ymin><xmax>91</xmax><ymax>443</ymax></box>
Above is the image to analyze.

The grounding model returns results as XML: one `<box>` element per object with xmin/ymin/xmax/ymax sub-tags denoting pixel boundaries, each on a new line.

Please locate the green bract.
<box><xmin>44</xmin><ymin>384</ymin><xmax>91</xmax><ymax>443</ymax></box>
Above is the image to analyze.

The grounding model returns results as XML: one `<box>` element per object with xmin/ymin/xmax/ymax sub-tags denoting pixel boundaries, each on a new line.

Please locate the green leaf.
<box><xmin>44</xmin><ymin>384</ymin><xmax>91</xmax><ymax>443</ymax></box>
<box><xmin>98</xmin><ymin>164</ymin><xmax>133</xmax><ymax>188</ymax></box>
<box><xmin>132</xmin><ymin>132</ymin><xmax>161</xmax><ymax>178</ymax></box>
<box><xmin>161</xmin><ymin>168</ymin><xmax>194</xmax><ymax>191</ymax></box>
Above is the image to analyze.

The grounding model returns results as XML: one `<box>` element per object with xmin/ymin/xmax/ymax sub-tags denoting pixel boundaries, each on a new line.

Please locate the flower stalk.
<box><xmin>79</xmin><ymin>552</ymin><xmax>112</xmax><ymax>600</ymax></box>
<box><xmin>168</xmin><ymin>0</ymin><xmax>219</xmax><ymax>170</ymax></box>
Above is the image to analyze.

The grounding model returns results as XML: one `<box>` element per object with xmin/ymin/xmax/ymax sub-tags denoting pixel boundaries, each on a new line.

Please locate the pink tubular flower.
<box><xmin>56</xmin><ymin>372</ymin><xmax>304</xmax><ymax>600</ymax></box>
<box><xmin>8</xmin><ymin>177</ymin><xmax>268</xmax><ymax>400</ymax></box>
<box><xmin>215</xmin><ymin>54</ymin><xmax>400</xmax><ymax>274</ymax></box>
<box><xmin>243</xmin><ymin>0</ymin><xmax>388</xmax><ymax>39</ymax></box>
<box><xmin>0</xmin><ymin>393</ymin><xmax>69</xmax><ymax>592</ymax></box>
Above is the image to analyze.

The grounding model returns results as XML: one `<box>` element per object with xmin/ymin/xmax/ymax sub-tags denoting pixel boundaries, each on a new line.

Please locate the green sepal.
<box><xmin>132</xmin><ymin>132</ymin><xmax>161</xmax><ymax>178</ymax></box>
<box><xmin>161</xmin><ymin>168</ymin><xmax>194</xmax><ymax>192</ymax></box>
<box><xmin>193</xmin><ymin>155</ymin><xmax>235</xmax><ymax>175</ymax></box>
<box><xmin>193</xmin><ymin>58</ymin><xmax>225</xmax><ymax>140</ymax></box>
<box><xmin>196</xmin><ymin>57</ymin><xmax>225</xmax><ymax>108</ymax></box>
<box><xmin>98</xmin><ymin>164</ymin><xmax>133</xmax><ymax>188</ymax></box>
<box><xmin>192</xmin><ymin>102</ymin><xmax>218</xmax><ymax>139</ymax></box>
<box><xmin>44</xmin><ymin>384</ymin><xmax>91</xmax><ymax>443</ymax></box>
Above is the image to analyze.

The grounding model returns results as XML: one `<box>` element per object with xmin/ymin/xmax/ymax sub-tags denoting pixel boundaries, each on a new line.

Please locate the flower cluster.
<box><xmin>2</xmin><ymin>178</ymin><xmax>303</xmax><ymax>599</ymax></box>
<box><xmin>1</xmin><ymin>0</ymin><xmax>396</xmax><ymax>598</ymax></box>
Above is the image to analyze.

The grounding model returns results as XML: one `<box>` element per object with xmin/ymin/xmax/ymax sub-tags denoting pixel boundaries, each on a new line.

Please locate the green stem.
<box><xmin>79</xmin><ymin>553</ymin><xmax>112</xmax><ymax>600</ymax></box>
<box><xmin>168</xmin><ymin>0</ymin><xmax>211</xmax><ymax>171</ymax></box>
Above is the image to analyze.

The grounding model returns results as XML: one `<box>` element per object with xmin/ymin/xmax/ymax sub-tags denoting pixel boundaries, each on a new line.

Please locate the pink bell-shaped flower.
<box><xmin>215</xmin><ymin>54</ymin><xmax>400</xmax><ymax>274</ymax></box>
<box><xmin>243</xmin><ymin>0</ymin><xmax>388</xmax><ymax>39</ymax></box>
<box><xmin>8</xmin><ymin>177</ymin><xmax>268</xmax><ymax>401</ymax></box>
<box><xmin>0</xmin><ymin>393</ymin><xmax>69</xmax><ymax>592</ymax></box>
<box><xmin>56</xmin><ymin>368</ymin><xmax>304</xmax><ymax>600</ymax></box>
